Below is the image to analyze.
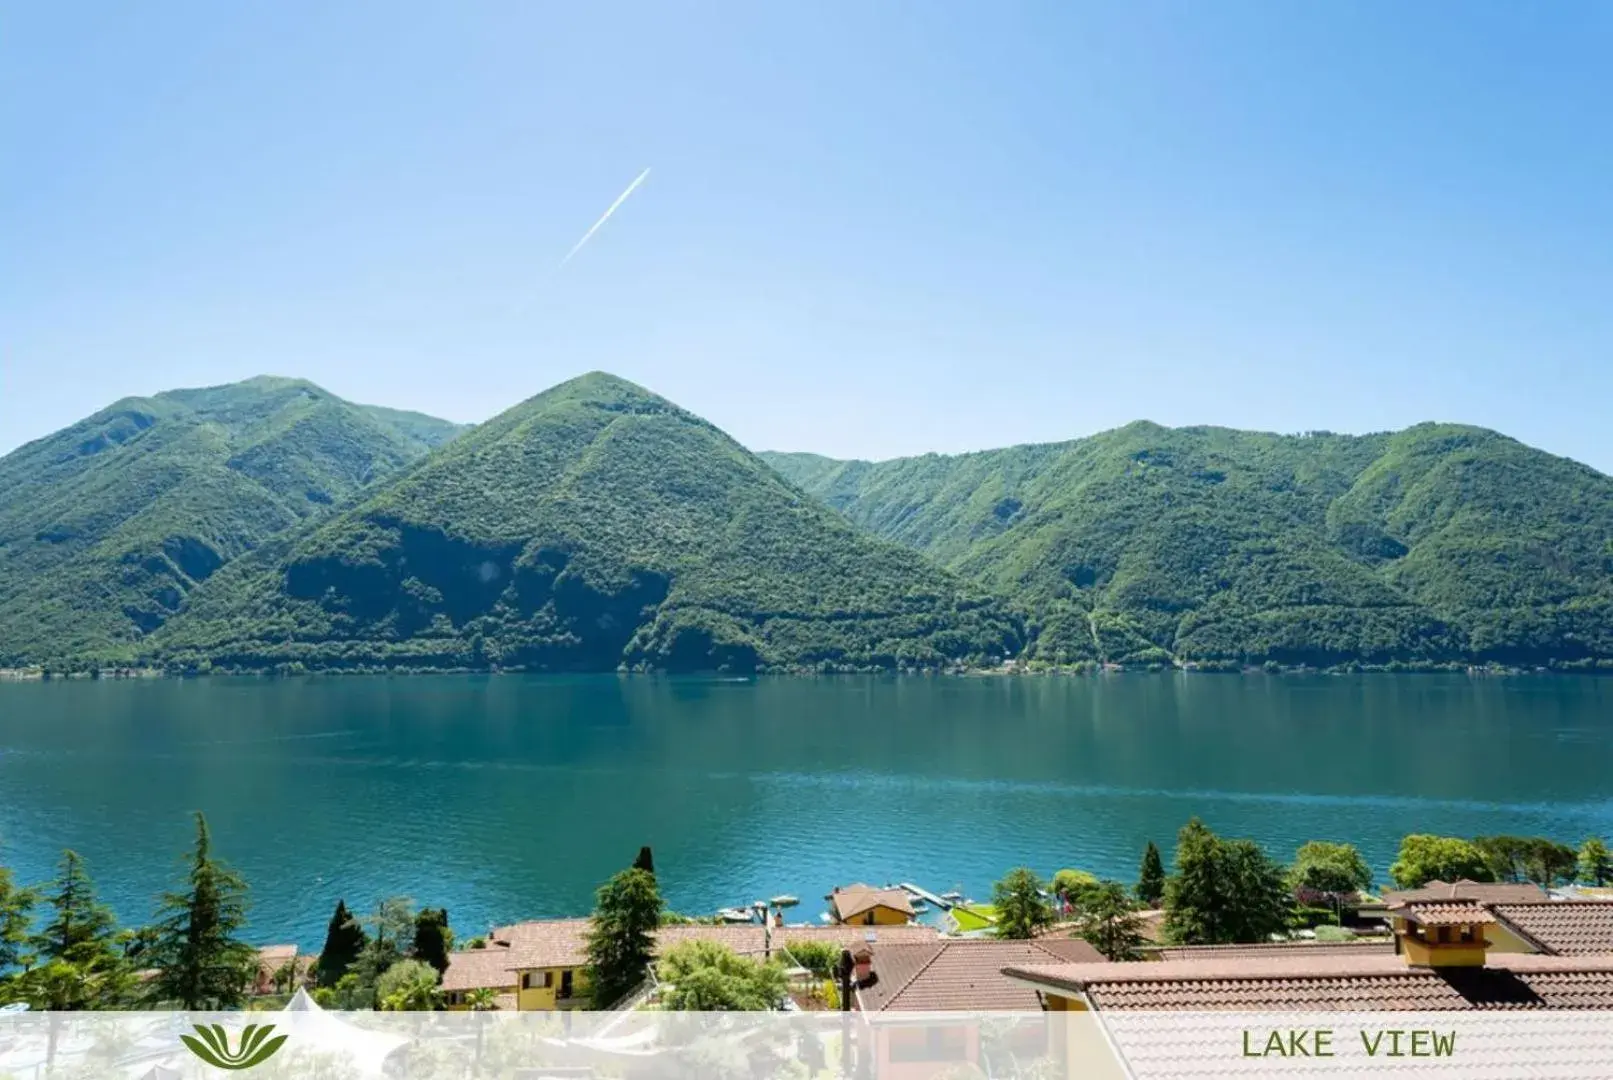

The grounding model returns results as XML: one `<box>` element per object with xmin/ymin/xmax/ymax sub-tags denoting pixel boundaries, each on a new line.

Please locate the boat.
<box><xmin>818</xmin><ymin>912</ymin><xmax>832</xmax><ymax>923</ymax></box>
<box><xmin>910</xmin><ymin>899</ymin><xmax>929</xmax><ymax>912</ymax></box>
<box><xmin>940</xmin><ymin>890</ymin><xmax>964</xmax><ymax>903</ymax></box>
<box><xmin>717</xmin><ymin>907</ymin><xmax>754</xmax><ymax>923</ymax></box>
<box><xmin>770</xmin><ymin>894</ymin><xmax>799</xmax><ymax>908</ymax></box>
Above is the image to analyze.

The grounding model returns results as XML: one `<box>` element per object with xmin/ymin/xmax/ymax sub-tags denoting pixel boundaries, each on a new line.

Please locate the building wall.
<box><xmin>1486</xmin><ymin>921</ymin><xmax>1539</xmax><ymax>954</ymax></box>
<box><xmin>839</xmin><ymin>905</ymin><xmax>912</xmax><ymax>926</ymax></box>
<box><xmin>515</xmin><ymin>965</ymin><xmax>588</xmax><ymax>1010</ymax></box>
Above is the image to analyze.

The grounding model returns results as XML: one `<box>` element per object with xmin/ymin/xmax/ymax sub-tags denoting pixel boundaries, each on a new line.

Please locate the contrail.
<box><xmin>558</xmin><ymin>167</ymin><xmax>652</xmax><ymax>268</ymax></box>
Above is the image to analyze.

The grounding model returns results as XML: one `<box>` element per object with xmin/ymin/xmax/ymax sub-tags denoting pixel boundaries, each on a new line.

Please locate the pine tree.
<box><xmin>1580</xmin><ymin>838</ymin><xmax>1612</xmax><ymax>887</ymax></box>
<box><xmin>991</xmin><ymin>867</ymin><xmax>1055</xmax><ymax>940</ymax></box>
<box><xmin>146</xmin><ymin>812</ymin><xmax>256</xmax><ymax>1009</ymax></box>
<box><xmin>0</xmin><ymin>860</ymin><xmax>38</xmax><ymax>978</ymax></box>
<box><xmin>585</xmin><ymin>867</ymin><xmax>662</xmax><ymax>1008</ymax></box>
<box><xmin>1162</xmin><ymin>819</ymin><xmax>1292</xmax><ymax>945</ymax></box>
<box><xmin>317</xmin><ymin>899</ymin><xmax>368</xmax><ymax>987</ymax></box>
<box><xmin>1136</xmin><ymin>841</ymin><xmax>1166</xmax><ymax>907</ymax></box>
<box><xmin>24</xmin><ymin>851</ymin><xmax>131</xmax><ymax>1009</ymax></box>
<box><xmin>1078</xmin><ymin>881</ymin><xmax>1146</xmax><ymax>961</ymax></box>
<box><xmin>411</xmin><ymin>908</ymin><xmax>453</xmax><ymax>975</ymax></box>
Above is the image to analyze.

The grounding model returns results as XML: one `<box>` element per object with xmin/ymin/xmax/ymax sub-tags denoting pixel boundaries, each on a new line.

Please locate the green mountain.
<box><xmin>0</xmin><ymin>377</ymin><xmax>463</xmax><ymax>665</ymax></box>
<box><xmin>762</xmin><ymin>423</ymin><xmax>1613</xmax><ymax>670</ymax></box>
<box><xmin>157</xmin><ymin>373</ymin><xmax>1018</xmax><ymax>673</ymax></box>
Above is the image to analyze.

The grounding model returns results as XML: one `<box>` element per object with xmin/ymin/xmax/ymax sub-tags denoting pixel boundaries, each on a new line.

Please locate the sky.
<box><xmin>3</xmin><ymin>2</ymin><xmax>1610</xmax><ymax>469</ymax></box>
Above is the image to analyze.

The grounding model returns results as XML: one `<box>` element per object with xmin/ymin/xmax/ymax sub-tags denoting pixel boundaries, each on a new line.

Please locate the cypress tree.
<box><xmin>316</xmin><ymin>899</ymin><xmax>368</xmax><ymax>987</ymax></box>
<box><xmin>1136</xmin><ymin>841</ymin><xmax>1166</xmax><ymax>906</ymax></box>
<box><xmin>146</xmin><ymin>812</ymin><xmax>256</xmax><ymax>1009</ymax></box>
<box><xmin>633</xmin><ymin>846</ymin><xmax>655</xmax><ymax>876</ymax></box>
<box><xmin>411</xmin><ymin>908</ymin><xmax>453</xmax><ymax>975</ymax></box>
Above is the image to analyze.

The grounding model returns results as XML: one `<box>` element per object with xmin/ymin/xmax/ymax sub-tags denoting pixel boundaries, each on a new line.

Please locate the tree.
<box><xmin>1077</xmin><ymin>881</ymin><xmax>1146</xmax><ymax>961</ymax></box>
<box><xmin>1135</xmin><ymin>842</ymin><xmax>1166</xmax><ymax>907</ymax></box>
<box><xmin>316</xmin><ymin>899</ymin><xmax>368</xmax><ymax>987</ymax></box>
<box><xmin>780</xmin><ymin>939</ymin><xmax>840</xmax><ymax>978</ymax></box>
<box><xmin>351</xmin><ymin>897</ymin><xmax>416</xmax><ymax>1004</ymax></box>
<box><xmin>1473</xmin><ymin>836</ymin><xmax>1535</xmax><ymax>883</ymax></box>
<box><xmin>145</xmin><ymin>812</ymin><xmax>257</xmax><ymax>1009</ymax></box>
<box><xmin>0</xmin><ymin>861</ymin><xmax>37</xmax><ymax>978</ymax></box>
<box><xmin>1290</xmin><ymin>841</ymin><xmax>1373</xmax><ymax>920</ymax></box>
<box><xmin>1051</xmin><ymin>869</ymin><xmax>1099</xmax><ymax>915</ymax></box>
<box><xmin>376</xmin><ymin>958</ymin><xmax>441</xmax><ymax>1011</ymax></box>
<box><xmin>1389</xmin><ymin>835</ymin><xmax>1494</xmax><ymax>889</ymax></box>
<box><xmin>584</xmin><ymin>867</ymin><xmax>661</xmax><ymax>1008</ymax></box>
<box><xmin>411</xmin><ymin>908</ymin><xmax>453</xmax><ymax>975</ymax></box>
<box><xmin>1522</xmin><ymin>840</ymin><xmax>1579</xmax><ymax>888</ymax></box>
<box><xmin>634</xmin><ymin>846</ymin><xmax>656</xmax><ymax>876</ymax></box>
<box><xmin>991</xmin><ymin>867</ymin><xmax>1054</xmax><ymax>939</ymax></box>
<box><xmin>34</xmin><ymin>850</ymin><xmax>118</xmax><ymax>963</ymax></box>
<box><xmin>1162</xmin><ymin>819</ymin><xmax>1291</xmax><ymax>945</ymax></box>
<box><xmin>1579</xmin><ymin>838</ymin><xmax>1613</xmax><ymax>887</ymax></box>
<box><xmin>658</xmin><ymin>940</ymin><xmax>787</xmax><ymax>1011</ymax></box>
<box><xmin>465</xmin><ymin>986</ymin><xmax>499</xmax><ymax>1010</ymax></box>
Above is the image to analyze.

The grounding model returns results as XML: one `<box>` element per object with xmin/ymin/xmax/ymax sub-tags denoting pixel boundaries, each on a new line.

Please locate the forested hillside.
<box><xmin>763</xmin><ymin>423</ymin><xmax>1613</xmax><ymax>669</ymax></box>
<box><xmin>0</xmin><ymin>377</ymin><xmax>462</xmax><ymax>664</ymax></box>
<box><xmin>157</xmin><ymin>374</ymin><xmax>1017</xmax><ymax>673</ymax></box>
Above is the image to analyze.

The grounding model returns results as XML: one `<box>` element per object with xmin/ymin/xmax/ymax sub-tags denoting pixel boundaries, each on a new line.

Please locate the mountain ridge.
<box><xmin>154</xmin><ymin>372</ymin><xmax>1020</xmax><ymax>673</ymax></box>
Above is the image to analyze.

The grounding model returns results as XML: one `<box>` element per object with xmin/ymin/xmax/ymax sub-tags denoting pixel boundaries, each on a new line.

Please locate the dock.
<box><xmin>899</xmin><ymin>883</ymin><xmax>953</xmax><ymax>910</ymax></box>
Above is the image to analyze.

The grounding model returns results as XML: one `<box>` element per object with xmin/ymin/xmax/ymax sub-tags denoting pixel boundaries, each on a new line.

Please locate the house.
<box><xmin>440</xmin><ymin>918</ymin><xmax>942</xmax><ymax>1010</ymax></box>
<box><xmin>850</xmin><ymin>936</ymin><xmax>1103</xmax><ymax>1080</ymax></box>
<box><xmin>827</xmin><ymin>884</ymin><xmax>916</xmax><ymax>926</ymax></box>
<box><xmin>253</xmin><ymin>944</ymin><xmax>300</xmax><ymax>996</ymax></box>
<box><xmin>1001</xmin><ymin>897</ymin><xmax>1613</xmax><ymax>1078</ymax></box>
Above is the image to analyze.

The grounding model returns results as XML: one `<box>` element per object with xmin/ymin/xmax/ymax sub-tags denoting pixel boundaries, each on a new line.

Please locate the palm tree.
<box><xmin>466</xmin><ymin>986</ymin><xmax>498</xmax><ymax>1071</ymax></box>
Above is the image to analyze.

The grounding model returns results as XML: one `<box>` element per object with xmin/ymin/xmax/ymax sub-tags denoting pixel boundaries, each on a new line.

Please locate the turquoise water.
<box><xmin>1</xmin><ymin>674</ymin><xmax>1610</xmax><ymax>948</ymax></box>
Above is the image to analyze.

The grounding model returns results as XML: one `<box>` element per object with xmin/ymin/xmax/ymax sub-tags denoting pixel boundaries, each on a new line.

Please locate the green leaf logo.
<box><xmin>180</xmin><ymin>1023</ymin><xmax>289</xmax><ymax>1070</ymax></box>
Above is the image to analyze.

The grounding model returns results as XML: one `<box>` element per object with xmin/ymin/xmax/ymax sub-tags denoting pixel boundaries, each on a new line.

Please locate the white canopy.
<box><xmin>283</xmin><ymin>988</ymin><xmax>411</xmax><ymax>1076</ymax></box>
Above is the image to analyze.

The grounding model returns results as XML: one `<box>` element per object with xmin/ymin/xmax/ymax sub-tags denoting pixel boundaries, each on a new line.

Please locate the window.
<box><xmin>864</xmin><ymin>911</ymin><xmax>876</xmax><ymax>926</ymax></box>
<box><xmin>560</xmin><ymin>969</ymin><xmax>574</xmax><ymax>998</ymax></box>
<box><xmin>521</xmin><ymin>971</ymin><xmax>555</xmax><ymax>990</ymax></box>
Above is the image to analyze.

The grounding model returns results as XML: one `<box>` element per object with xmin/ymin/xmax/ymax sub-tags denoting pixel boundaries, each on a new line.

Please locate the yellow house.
<box><xmin>440</xmin><ymin>917</ymin><xmax>946</xmax><ymax>1010</ymax></box>
<box><xmin>828</xmin><ymin>884</ymin><xmax>915</xmax><ymax>926</ymax></box>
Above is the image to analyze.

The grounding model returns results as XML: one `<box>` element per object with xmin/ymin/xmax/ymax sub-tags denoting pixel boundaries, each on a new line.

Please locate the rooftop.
<box><xmin>1150</xmin><ymin>940</ymin><xmax>1397</xmax><ymax>961</ymax></box>
<box><xmin>1492</xmin><ymin>901</ymin><xmax>1613</xmax><ymax>956</ymax></box>
<box><xmin>1003</xmin><ymin>952</ymin><xmax>1613</xmax><ymax>1011</ymax></box>
<box><xmin>1392</xmin><ymin>900</ymin><xmax>1498</xmax><ymax>926</ymax></box>
<box><xmin>858</xmin><ymin>938</ymin><xmax>1103</xmax><ymax>1012</ymax></box>
<box><xmin>1380</xmin><ymin>879</ymin><xmax>1549</xmax><ymax>905</ymax></box>
<box><xmin>829</xmin><ymin>884</ymin><xmax>916</xmax><ymax>921</ymax></box>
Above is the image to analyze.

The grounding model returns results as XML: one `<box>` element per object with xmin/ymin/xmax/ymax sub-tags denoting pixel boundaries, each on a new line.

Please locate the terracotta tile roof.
<box><xmin>859</xmin><ymin>938</ymin><xmax>1103</xmax><ymax>1012</ymax></box>
<box><xmin>829</xmin><ymin>885</ymin><xmax>915</xmax><ymax>921</ymax></box>
<box><xmin>480</xmin><ymin>918</ymin><xmax>942</xmax><ymax>976</ymax></box>
<box><xmin>1381</xmin><ymin>879</ymin><xmax>1548</xmax><ymax>905</ymax></box>
<box><xmin>1491</xmin><ymin>901</ymin><xmax>1613</xmax><ymax>956</ymax></box>
<box><xmin>492</xmin><ymin>918</ymin><xmax>594</xmax><ymax>971</ymax></box>
<box><xmin>442</xmin><ymin>947</ymin><xmax>521</xmax><ymax>993</ymax></box>
<box><xmin>1393</xmin><ymin>901</ymin><xmax>1498</xmax><ymax>926</ymax></box>
<box><xmin>1151</xmin><ymin>940</ymin><xmax>1398</xmax><ymax>961</ymax></box>
<box><xmin>1003</xmin><ymin>952</ymin><xmax>1613</xmax><ymax>1011</ymax></box>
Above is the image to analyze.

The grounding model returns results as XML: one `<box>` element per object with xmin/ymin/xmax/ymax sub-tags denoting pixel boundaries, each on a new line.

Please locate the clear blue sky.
<box><xmin>3</xmin><ymin>2</ymin><xmax>1610</xmax><ymax>468</ymax></box>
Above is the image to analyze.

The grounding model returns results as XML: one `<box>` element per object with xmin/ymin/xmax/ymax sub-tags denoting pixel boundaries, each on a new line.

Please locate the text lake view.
<box><xmin>2</xmin><ymin>674</ymin><xmax>1611</xmax><ymax>947</ymax></box>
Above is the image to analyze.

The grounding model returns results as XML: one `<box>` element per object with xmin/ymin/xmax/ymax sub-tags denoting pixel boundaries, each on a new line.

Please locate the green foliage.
<box><xmin>585</xmin><ymin>865</ymin><xmax>662</xmax><ymax>1008</ymax></box>
<box><xmin>349</xmin><ymin>896</ymin><xmax>416</xmax><ymax>1004</ymax></box>
<box><xmin>1076</xmin><ymin>881</ymin><xmax>1146</xmax><ymax>961</ymax></box>
<box><xmin>1162</xmin><ymin>819</ymin><xmax>1292</xmax><ymax>945</ymax></box>
<box><xmin>155</xmin><ymin>374</ymin><xmax>1020</xmax><ymax>674</ymax></box>
<box><xmin>1389</xmin><ymin>835</ymin><xmax>1494</xmax><ymax>889</ymax></box>
<box><xmin>1580</xmin><ymin>838</ymin><xmax>1613</xmax><ymax>887</ymax></box>
<box><xmin>1050</xmin><ymin>869</ymin><xmax>1099</xmax><ymax>912</ymax></box>
<box><xmin>376</xmin><ymin>958</ymin><xmax>441</xmax><ymax>1011</ymax></box>
<box><xmin>991</xmin><ymin>867</ymin><xmax>1055</xmax><ymax>939</ymax></box>
<box><xmin>316</xmin><ymin>899</ymin><xmax>367</xmax><ymax>987</ymax></box>
<box><xmin>145</xmin><ymin>812</ymin><xmax>257</xmax><ymax>1009</ymax></box>
<box><xmin>22</xmin><ymin>851</ymin><xmax>133</xmax><ymax>1008</ymax></box>
<box><xmin>765</xmin><ymin>421</ymin><xmax>1613</xmax><ymax>668</ymax></box>
<box><xmin>410</xmin><ymin>907</ymin><xmax>452</xmax><ymax>975</ymax></box>
<box><xmin>1313</xmin><ymin>924</ymin><xmax>1357</xmax><ymax>942</ymax></box>
<box><xmin>781</xmin><ymin>939</ymin><xmax>841</xmax><ymax>978</ymax></box>
<box><xmin>1290</xmin><ymin>841</ymin><xmax>1373</xmax><ymax>899</ymax></box>
<box><xmin>0</xmin><ymin>377</ymin><xmax>458</xmax><ymax>665</ymax></box>
<box><xmin>0</xmin><ymin>860</ymin><xmax>37</xmax><ymax>979</ymax></box>
<box><xmin>1136</xmin><ymin>842</ymin><xmax>1166</xmax><ymax>907</ymax></box>
<box><xmin>657</xmin><ymin>940</ymin><xmax>787</xmax><ymax>1011</ymax></box>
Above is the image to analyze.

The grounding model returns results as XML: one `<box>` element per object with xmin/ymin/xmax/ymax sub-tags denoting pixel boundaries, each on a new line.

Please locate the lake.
<box><xmin>1</xmin><ymin>673</ymin><xmax>1610</xmax><ymax>948</ymax></box>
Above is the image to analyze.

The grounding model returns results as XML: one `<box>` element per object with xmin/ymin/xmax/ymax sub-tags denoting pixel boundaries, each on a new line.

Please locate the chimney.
<box><xmin>1389</xmin><ymin>901</ymin><xmax>1495</xmax><ymax>969</ymax></box>
<box><xmin>853</xmin><ymin>945</ymin><xmax>873</xmax><ymax>983</ymax></box>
